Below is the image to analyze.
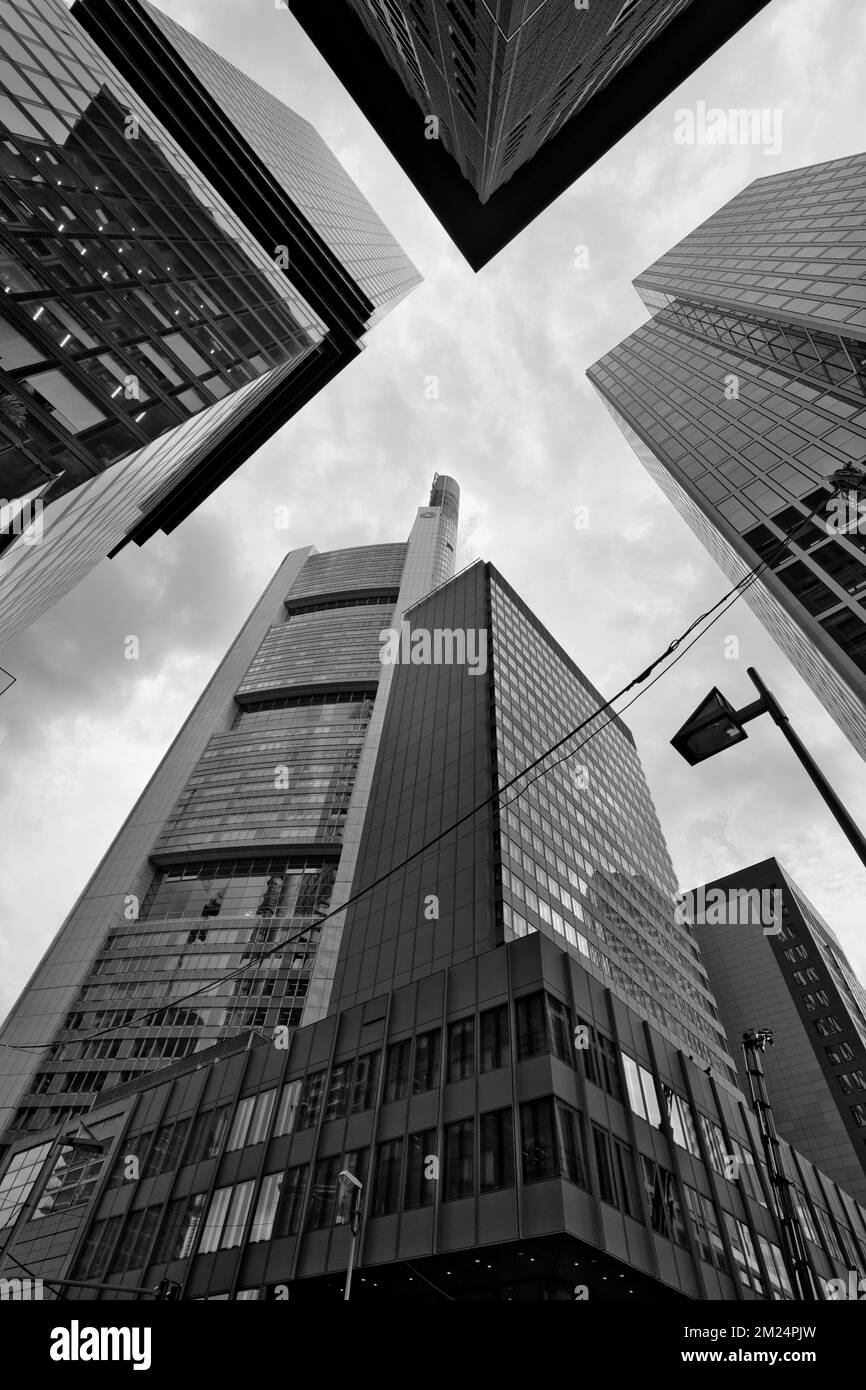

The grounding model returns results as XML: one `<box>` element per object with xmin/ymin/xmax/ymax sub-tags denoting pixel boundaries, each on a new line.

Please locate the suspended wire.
<box><xmin>0</xmin><ymin>491</ymin><xmax>831</xmax><ymax>1055</ymax></box>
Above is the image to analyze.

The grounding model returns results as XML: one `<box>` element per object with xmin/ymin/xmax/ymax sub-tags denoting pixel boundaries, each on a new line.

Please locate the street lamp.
<box><xmin>671</xmin><ymin>667</ymin><xmax>866</xmax><ymax>871</ymax></box>
<box><xmin>336</xmin><ymin>1169</ymin><xmax>363</xmax><ymax>1302</ymax></box>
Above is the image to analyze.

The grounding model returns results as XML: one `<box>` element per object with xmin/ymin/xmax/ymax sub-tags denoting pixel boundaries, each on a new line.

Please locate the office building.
<box><xmin>3</xmin><ymin>536</ymin><xmax>812</xmax><ymax>1304</ymax></box>
<box><xmin>0</xmin><ymin>475</ymin><xmax>459</xmax><ymax>1146</ymax></box>
<box><xmin>589</xmin><ymin>154</ymin><xmax>866</xmax><ymax>761</ymax></box>
<box><xmin>0</xmin><ymin>0</ymin><xmax>420</xmax><ymax>644</ymax></box>
<box><xmin>692</xmin><ymin>858</ymin><xmax>866</xmax><ymax>1206</ymax></box>
<box><xmin>287</xmin><ymin>0</ymin><xmax>772</xmax><ymax>268</ymax></box>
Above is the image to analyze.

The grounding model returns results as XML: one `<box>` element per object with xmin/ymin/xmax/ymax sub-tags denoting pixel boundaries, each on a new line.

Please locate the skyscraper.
<box><xmin>288</xmin><ymin>0</ymin><xmax>772</xmax><ymax>268</ymax></box>
<box><xmin>691</xmin><ymin>858</ymin><xmax>866</xmax><ymax>1206</ymax></box>
<box><xmin>0</xmin><ymin>0</ymin><xmax>419</xmax><ymax>645</ymax></box>
<box><xmin>0</xmin><ymin>475</ymin><xmax>458</xmax><ymax>1147</ymax></box>
<box><xmin>588</xmin><ymin>154</ymin><xmax>866</xmax><ymax>762</ymax></box>
<box><xmin>5</xmin><ymin>553</ymin><xmax>866</xmax><ymax>1302</ymax></box>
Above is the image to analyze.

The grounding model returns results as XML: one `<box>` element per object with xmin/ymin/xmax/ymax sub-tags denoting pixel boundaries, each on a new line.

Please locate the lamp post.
<box><xmin>336</xmin><ymin>1169</ymin><xmax>363</xmax><ymax>1302</ymax></box>
<box><xmin>671</xmin><ymin>667</ymin><xmax>866</xmax><ymax>871</ymax></box>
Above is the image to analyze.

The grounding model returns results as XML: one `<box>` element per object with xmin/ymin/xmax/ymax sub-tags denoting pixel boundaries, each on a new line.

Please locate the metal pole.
<box><xmin>343</xmin><ymin>1223</ymin><xmax>357</xmax><ymax>1302</ymax></box>
<box><xmin>741</xmin><ymin>1031</ymin><xmax>817</xmax><ymax>1301</ymax></box>
<box><xmin>746</xmin><ymin>668</ymin><xmax>866</xmax><ymax>871</ymax></box>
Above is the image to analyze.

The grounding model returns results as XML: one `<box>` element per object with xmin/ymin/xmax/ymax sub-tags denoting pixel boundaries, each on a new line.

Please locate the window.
<box><xmin>274</xmin><ymin>1081</ymin><xmax>301</xmax><ymax>1137</ymax></box>
<box><xmin>199</xmin><ymin>1185</ymin><xmax>232</xmax><ymax>1253</ymax></box>
<box><xmin>683</xmin><ymin>1187</ymin><xmax>729</xmax><ymax>1274</ymax></box>
<box><xmin>274</xmin><ymin>1165</ymin><xmax>307</xmax><ymax>1237</ymax></box>
<box><xmin>383</xmin><ymin>1041</ymin><xmax>411</xmax><ymax>1103</ymax></box>
<box><xmin>814</xmin><ymin>1015</ymin><xmax>842</xmax><ymax>1036</ymax></box>
<box><xmin>306</xmin><ymin>1157</ymin><xmax>339</xmax><ymax>1230</ymax></box>
<box><xmin>221</xmin><ymin>1181</ymin><xmax>255</xmax><ymax>1248</ymax></box>
<box><xmin>515</xmin><ymin>993</ymin><xmax>546</xmax><ymax>1058</ymax></box>
<box><xmin>372</xmin><ymin>1139</ymin><xmax>403</xmax><ymax>1216</ymax></box>
<box><xmin>74</xmin><ymin>1215</ymin><xmax>122</xmax><ymax>1280</ymax></box>
<box><xmin>826</xmin><ymin>1041</ymin><xmax>855</xmax><ymax>1065</ymax></box>
<box><xmin>662</xmin><ymin>1087</ymin><xmax>700</xmax><ymax>1157</ymax></box>
<box><xmin>851</xmin><ymin>1103</ymin><xmax>866</xmax><ymax>1127</ymax></box>
<box><xmin>547</xmin><ymin>996</ymin><xmax>573</xmax><ymax>1064</ymax></box>
<box><xmin>592</xmin><ymin>1127</ymin><xmax>617</xmax><ymax>1207</ymax></box>
<box><xmin>641</xmin><ymin>1156</ymin><xmax>687</xmax><ymax>1246</ymax></box>
<box><xmin>325</xmin><ymin>1063</ymin><xmax>352</xmax><ymax>1121</ymax></box>
<box><xmin>520</xmin><ymin>1098</ymin><xmax>588</xmax><ymax>1188</ymax></box>
<box><xmin>447</xmin><ymin>1018</ymin><xmax>475</xmax><ymax>1082</ymax></box>
<box><xmin>250</xmin><ymin>1173</ymin><xmax>282</xmax><ymax>1243</ymax></box>
<box><xmin>351</xmin><ymin>1053</ymin><xmax>379</xmax><ymax>1113</ymax></box>
<box><xmin>104</xmin><ymin>1132</ymin><xmax>146</xmax><ymax>1188</ymax></box>
<box><xmin>515</xmin><ymin>991</ymin><xmax>573</xmax><ymax>1063</ymax></box>
<box><xmin>412</xmin><ymin>1030</ymin><xmax>441</xmax><ymax>1094</ymax></box>
<box><xmin>297</xmin><ymin>1070</ymin><xmax>326</xmax><ymax>1128</ymax></box>
<box><xmin>443</xmin><ymin>1118</ymin><xmax>474</xmax><ymax>1200</ymax></box>
<box><xmin>480</xmin><ymin>1109</ymin><xmax>514</xmax><ymax>1192</ymax></box>
<box><xmin>621</xmin><ymin>1053</ymin><xmax>662</xmax><ymax>1128</ymax></box>
<box><xmin>579</xmin><ymin>1022</ymin><xmax>623</xmax><ymax>1100</ymax></box>
<box><xmin>724</xmin><ymin>1213</ymin><xmax>765</xmax><ymax>1293</ymax></box>
<box><xmin>35</xmin><ymin>1144</ymin><xmax>104</xmax><ymax>1218</ymax></box>
<box><xmin>698</xmin><ymin>1114</ymin><xmax>728</xmax><ymax>1175</ymax></box>
<box><xmin>404</xmin><ymin>1129</ymin><xmax>436</xmax><ymax>1210</ymax></box>
<box><xmin>227</xmin><ymin>1097</ymin><xmax>255</xmax><ymax>1152</ymax></box>
<box><xmin>480</xmin><ymin>1005</ymin><xmax>510</xmax><ymax>1072</ymax></box>
<box><xmin>758</xmin><ymin>1236</ymin><xmax>794</xmax><ymax>1299</ymax></box>
<box><xmin>793</xmin><ymin>1190</ymin><xmax>820</xmax><ymax>1246</ymax></box>
<box><xmin>109</xmin><ymin>1207</ymin><xmax>159</xmax><ymax>1274</ymax></box>
<box><xmin>185</xmin><ymin>1105</ymin><xmax>230</xmax><ymax>1164</ymax></box>
<box><xmin>145</xmin><ymin>1117</ymin><xmax>190</xmax><ymax>1177</ymax></box>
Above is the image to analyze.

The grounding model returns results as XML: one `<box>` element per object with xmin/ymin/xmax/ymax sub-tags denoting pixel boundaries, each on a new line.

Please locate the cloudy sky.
<box><xmin>2</xmin><ymin>0</ymin><xmax>865</xmax><ymax>1022</ymax></box>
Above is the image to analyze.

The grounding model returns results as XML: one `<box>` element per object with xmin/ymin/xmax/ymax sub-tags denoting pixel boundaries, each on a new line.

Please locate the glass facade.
<box><xmin>4</xmin><ymin>931</ymin><xmax>866</xmax><ymax>1302</ymax></box>
<box><xmin>0</xmin><ymin>0</ymin><xmax>420</xmax><ymax>645</ymax></box>
<box><xmin>589</xmin><ymin>154</ymin><xmax>866</xmax><ymax>761</ymax></box>
<box><xmin>0</xmin><ymin>0</ymin><xmax>320</xmax><ymax>499</ymax></box>
<box><xmin>345</xmin><ymin>0</ymin><xmax>694</xmax><ymax>202</ymax></box>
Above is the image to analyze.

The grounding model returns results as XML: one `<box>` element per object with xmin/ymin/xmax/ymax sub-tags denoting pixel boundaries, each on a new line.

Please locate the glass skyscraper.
<box><xmin>0</xmin><ymin>0</ymin><xmax>420</xmax><ymax>645</ymax></box>
<box><xmin>589</xmin><ymin>154</ymin><xmax>866</xmax><ymax>761</ymax></box>
<box><xmin>7</xmin><ymin>541</ymin><xmax>866</xmax><ymax>1302</ymax></box>
<box><xmin>693</xmin><ymin>858</ymin><xmax>866</xmax><ymax>1206</ymax></box>
<box><xmin>288</xmin><ymin>0</ymin><xmax>771</xmax><ymax>267</ymax></box>
<box><xmin>0</xmin><ymin>476</ymin><xmax>458</xmax><ymax>1145</ymax></box>
<box><xmin>332</xmin><ymin>559</ymin><xmax>736</xmax><ymax>1085</ymax></box>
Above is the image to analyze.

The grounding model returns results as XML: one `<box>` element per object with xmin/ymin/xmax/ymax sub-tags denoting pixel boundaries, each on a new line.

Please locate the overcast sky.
<box><xmin>2</xmin><ymin>0</ymin><xmax>865</xmax><ymax>1023</ymax></box>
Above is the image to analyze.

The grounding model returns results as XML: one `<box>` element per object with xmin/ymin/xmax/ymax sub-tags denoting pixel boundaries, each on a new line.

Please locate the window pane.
<box><xmin>274</xmin><ymin>1081</ymin><xmax>301</xmax><ymax>1137</ymax></box>
<box><xmin>307</xmin><ymin>1157</ymin><xmax>338</xmax><ymax>1230</ymax></box>
<box><xmin>384</xmin><ymin>1042</ymin><xmax>411</xmax><ymax>1103</ymax></box>
<box><xmin>372</xmin><ymin>1139</ymin><xmax>403</xmax><ymax>1216</ymax></box>
<box><xmin>274</xmin><ymin>1165</ymin><xmax>307</xmax><ymax>1237</ymax></box>
<box><xmin>515</xmin><ymin>993</ymin><xmax>546</xmax><ymax>1059</ymax></box>
<box><xmin>222</xmin><ymin>1181</ymin><xmax>255</xmax><ymax>1248</ymax></box>
<box><xmin>325</xmin><ymin>1063</ymin><xmax>352</xmax><ymax>1121</ymax></box>
<box><xmin>520</xmin><ymin>1098</ymin><xmax>557</xmax><ymax>1183</ymax></box>
<box><xmin>443</xmin><ymin>1119</ymin><xmax>474</xmax><ymax>1200</ymax></box>
<box><xmin>250</xmin><ymin>1173</ymin><xmax>282</xmax><ymax>1243</ymax></box>
<box><xmin>199</xmin><ymin>1185</ymin><xmax>232</xmax><ymax>1253</ymax></box>
<box><xmin>480</xmin><ymin>1109</ymin><xmax>514</xmax><ymax>1192</ymax></box>
<box><xmin>446</xmin><ymin>1019</ymin><xmax>474</xmax><ymax>1083</ymax></box>
<box><xmin>350</xmin><ymin>1053</ymin><xmax>379</xmax><ymax>1113</ymax></box>
<box><xmin>412</xmin><ymin>1030</ymin><xmax>441</xmax><ymax>1094</ymax></box>
<box><xmin>247</xmin><ymin>1090</ymin><xmax>276</xmax><ymax>1146</ymax></box>
<box><xmin>226</xmin><ymin>1097</ymin><xmax>254</xmax><ymax>1152</ymax></box>
<box><xmin>404</xmin><ymin>1129</ymin><xmax>436</xmax><ymax>1209</ymax></box>
<box><xmin>297</xmin><ymin>1071</ymin><xmax>325</xmax><ymax>1129</ymax></box>
<box><xmin>480</xmin><ymin>1005</ymin><xmax>510</xmax><ymax>1072</ymax></box>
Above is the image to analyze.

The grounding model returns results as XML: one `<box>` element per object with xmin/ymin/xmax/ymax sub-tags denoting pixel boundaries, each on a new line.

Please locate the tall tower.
<box><xmin>0</xmin><ymin>0</ymin><xmax>419</xmax><ymax>645</ymax></box>
<box><xmin>589</xmin><ymin>154</ymin><xmax>866</xmax><ymax>761</ymax></box>
<box><xmin>0</xmin><ymin>477</ymin><xmax>459</xmax><ymax>1147</ymax></box>
<box><xmin>692</xmin><ymin>858</ymin><xmax>866</xmax><ymax>1205</ymax></box>
<box><xmin>287</xmin><ymin>0</ymin><xmax>772</xmax><ymax>267</ymax></box>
